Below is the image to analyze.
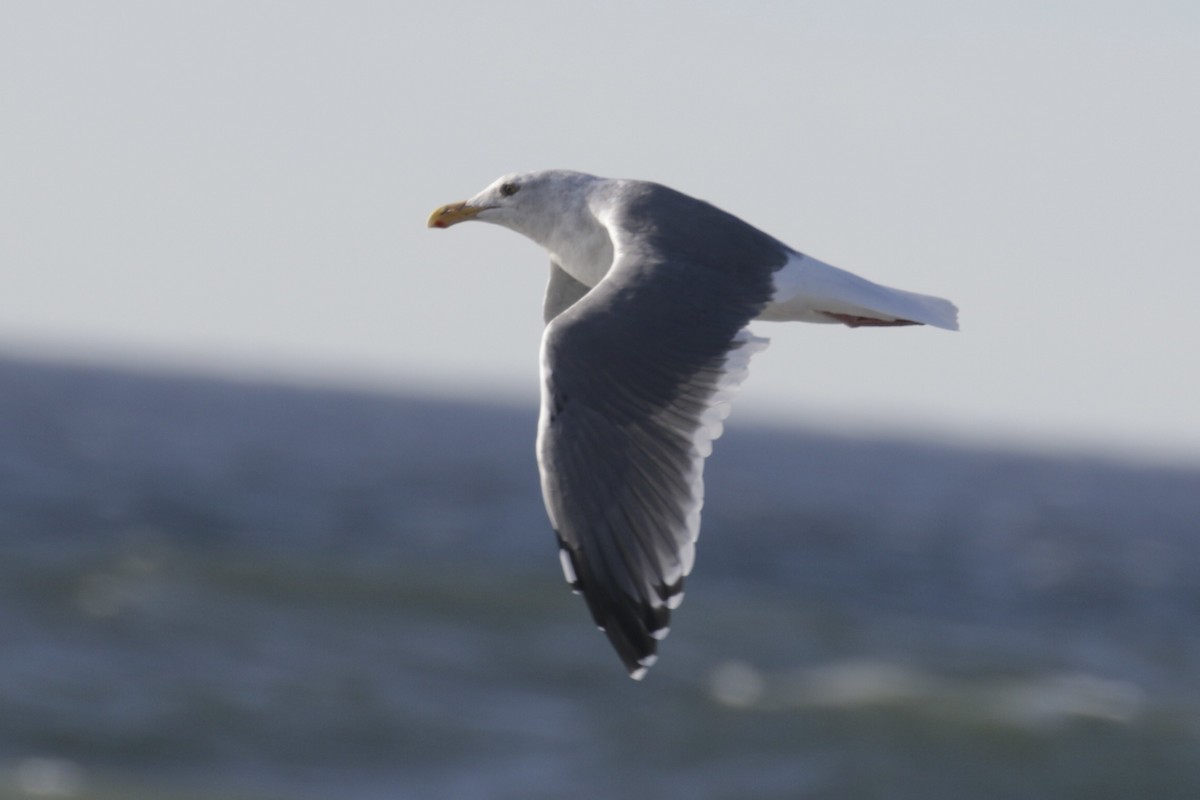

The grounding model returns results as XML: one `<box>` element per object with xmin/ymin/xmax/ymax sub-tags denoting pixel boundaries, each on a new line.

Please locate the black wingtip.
<box><xmin>603</xmin><ymin>612</ymin><xmax>661</xmax><ymax>680</ymax></box>
<box><xmin>556</xmin><ymin>535</ymin><xmax>672</xmax><ymax>679</ymax></box>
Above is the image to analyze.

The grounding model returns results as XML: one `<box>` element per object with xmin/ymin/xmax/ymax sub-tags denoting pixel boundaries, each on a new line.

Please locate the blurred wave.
<box><xmin>2</xmin><ymin>355</ymin><xmax>1199</xmax><ymax>799</ymax></box>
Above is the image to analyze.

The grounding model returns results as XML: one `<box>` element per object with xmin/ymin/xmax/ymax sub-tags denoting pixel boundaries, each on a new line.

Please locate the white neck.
<box><xmin>507</xmin><ymin>179</ymin><xmax>615</xmax><ymax>288</ymax></box>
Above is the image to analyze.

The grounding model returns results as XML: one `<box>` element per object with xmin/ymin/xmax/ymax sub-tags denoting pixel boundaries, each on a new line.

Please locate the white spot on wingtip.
<box><xmin>630</xmin><ymin>666</ymin><xmax>647</xmax><ymax>680</ymax></box>
<box><xmin>558</xmin><ymin>548</ymin><xmax>577</xmax><ymax>585</ymax></box>
<box><xmin>667</xmin><ymin>591</ymin><xmax>684</xmax><ymax>610</ymax></box>
<box><xmin>650</xmin><ymin>626</ymin><xmax>670</xmax><ymax>641</ymax></box>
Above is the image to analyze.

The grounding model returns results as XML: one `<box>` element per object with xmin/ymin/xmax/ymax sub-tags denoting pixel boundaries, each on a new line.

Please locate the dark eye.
<box><xmin>499</xmin><ymin>182</ymin><xmax>520</xmax><ymax>197</ymax></box>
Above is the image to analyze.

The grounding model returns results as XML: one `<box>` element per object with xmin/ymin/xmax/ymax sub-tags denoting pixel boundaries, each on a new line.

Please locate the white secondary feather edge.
<box><xmin>657</xmin><ymin>328</ymin><xmax>770</xmax><ymax>602</ymax></box>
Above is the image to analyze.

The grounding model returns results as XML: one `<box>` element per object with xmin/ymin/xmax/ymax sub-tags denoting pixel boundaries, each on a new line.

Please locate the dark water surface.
<box><xmin>2</xmin><ymin>356</ymin><xmax>1199</xmax><ymax>799</ymax></box>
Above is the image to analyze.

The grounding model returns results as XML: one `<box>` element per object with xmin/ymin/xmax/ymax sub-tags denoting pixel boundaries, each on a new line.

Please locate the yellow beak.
<box><xmin>427</xmin><ymin>201</ymin><xmax>483</xmax><ymax>228</ymax></box>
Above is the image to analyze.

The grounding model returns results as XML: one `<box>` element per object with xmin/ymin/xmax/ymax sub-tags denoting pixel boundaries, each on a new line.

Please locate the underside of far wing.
<box><xmin>543</xmin><ymin>260</ymin><xmax>591</xmax><ymax>324</ymax></box>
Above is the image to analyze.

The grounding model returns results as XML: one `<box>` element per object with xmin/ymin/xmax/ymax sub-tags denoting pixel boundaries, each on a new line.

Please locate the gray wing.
<box><xmin>543</xmin><ymin>260</ymin><xmax>591</xmax><ymax>323</ymax></box>
<box><xmin>537</xmin><ymin>190</ymin><xmax>785</xmax><ymax>677</ymax></box>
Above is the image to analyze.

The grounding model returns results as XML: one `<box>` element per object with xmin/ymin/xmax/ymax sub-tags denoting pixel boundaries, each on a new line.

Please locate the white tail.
<box><xmin>760</xmin><ymin>252</ymin><xmax>959</xmax><ymax>331</ymax></box>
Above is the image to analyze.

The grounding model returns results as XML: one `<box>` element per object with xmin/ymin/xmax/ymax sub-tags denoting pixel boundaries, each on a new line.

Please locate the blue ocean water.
<box><xmin>2</xmin><ymin>355</ymin><xmax>1199</xmax><ymax>799</ymax></box>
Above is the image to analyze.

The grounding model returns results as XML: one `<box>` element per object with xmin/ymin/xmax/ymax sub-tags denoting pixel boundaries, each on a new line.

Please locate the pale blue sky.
<box><xmin>3</xmin><ymin>1</ymin><xmax>1198</xmax><ymax>462</ymax></box>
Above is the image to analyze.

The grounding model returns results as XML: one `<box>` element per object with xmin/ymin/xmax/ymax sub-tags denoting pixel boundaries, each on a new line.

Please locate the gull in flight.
<box><xmin>429</xmin><ymin>170</ymin><xmax>958</xmax><ymax>679</ymax></box>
